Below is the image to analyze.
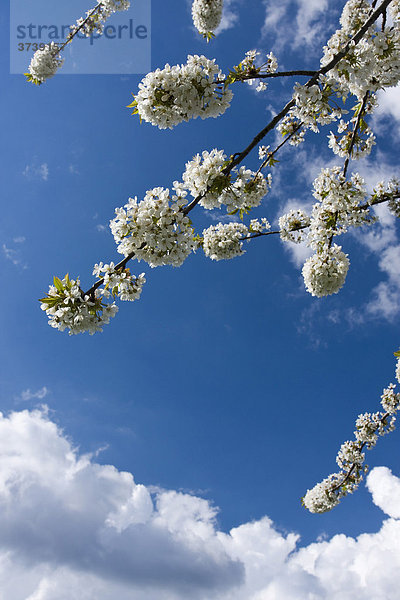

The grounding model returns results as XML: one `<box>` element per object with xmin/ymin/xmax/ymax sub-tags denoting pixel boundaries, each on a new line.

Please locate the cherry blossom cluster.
<box><xmin>202</xmin><ymin>222</ymin><xmax>249</xmax><ymax>261</ymax></box>
<box><xmin>276</xmin><ymin>115</ymin><xmax>305</xmax><ymax>146</ymax></box>
<box><xmin>226</xmin><ymin>50</ymin><xmax>278</xmax><ymax>92</ymax></box>
<box><xmin>391</xmin><ymin>0</ymin><xmax>400</xmax><ymax>21</ymax></box>
<box><xmin>298</xmin><ymin>167</ymin><xmax>376</xmax><ymax>297</ymax></box>
<box><xmin>69</xmin><ymin>1</ymin><xmax>130</xmax><ymax>38</ymax></box>
<box><xmin>40</xmin><ymin>275</ymin><xmax>118</xmax><ymax>335</ymax></box>
<box><xmin>307</xmin><ymin>167</ymin><xmax>371</xmax><ymax>250</ymax></box>
<box><xmin>191</xmin><ymin>0</ymin><xmax>223</xmax><ymax>37</ymax></box>
<box><xmin>320</xmin><ymin>0</ymin><xmax>400</xmax><ymax>99</ymax></box>
<box><xmin>26</xmin><ymin>43</ymin><xmax>64</xmax><ymax>84</ymax></box>
<box><xmin>302</xmin><ymin>244</ymin><xmax>350</xmax><ymax>298</ymax></box>
<box><xmin>279</xmin><ymin>210</ymin><xmax>310</xmax><ymax>243</ymax></box>
<box><xmin>110</xmin><ymin>187</ymin><xmax>197</xmax><ymax>268</ymax></box>
<box><xmin>328</xmin><ymin>118</ymin><xmax>375</xmax><ymax>158</ymax></box>
<box><xmin>249</xmin><ymin>218</ymin><xmax>271</xmax><ymax>233</ymax></box>
<box><xmin>181</xmin><ymin>149</ymin><xmax>271</xmax><ymax>211</ymax></box>
<box><xmin>303</xmin><ymin>367</ymin><xmax>400</xmax><ymax>513</ymax></box>
<box><xmin>93</xmin><ymin>263</ymin><xmax>146</xmax><ymax>301</ymax></box>
<box><xmin>371</xmin><ymin>178</ymin><xmax>400</xmax><ymax>218</ymax></box>
<box><xmin>129</xmin><ymin>55</ymin><xmax>233</xmax><ymax>129</ymax></box>
<box><xmin>292</xmin><ymin>82</ymin><xmax>344</xmax><ymax>133</ymax></box>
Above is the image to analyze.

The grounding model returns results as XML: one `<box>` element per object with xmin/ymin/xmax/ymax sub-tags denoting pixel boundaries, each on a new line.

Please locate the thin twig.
<box><xmin>328</xmin><ymin>91</ymin><xmax>371</xmax><ymax>248</ymax></box>
<box><xmin>253</xmin><ymin>124</ymin><xmax>303</xmax><ymax>180</ymax></box>
<box><xmin>85</xmin><ymin>250</ymin><xmax>136</xmax><ymax>297</ymax></box>
<box><xmin>54</xmin><ymin>2</ymin><xmax>103</xmax><ymax>56</ymax></box>
<box><xmin>330</xmin><ymin>410</ymin><xmax>391</xmax><ymax>493</ymax></box>
<box><xmin>343</xmin><ymin>92</ymin><xmax>370</xmax><ymax>177</ymax></box>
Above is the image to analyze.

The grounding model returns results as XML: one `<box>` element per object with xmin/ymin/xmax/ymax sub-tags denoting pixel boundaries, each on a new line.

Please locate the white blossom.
<box><xmin>101</xmin><ymin>0</ymin><xmax>130</xmax><ymax>12</ymax></box>
<box><xmin>249</xmin><ymin>218</ymin><xmax>270</xmax><ymax>233</ymax></box>
<box><xmin>302</xmin><ymin>474</ymin><xmax>342</xmax><ymax>513</ymax></box>
<box><xmin>390</xmin><ymin>0</ymin><xmax>400</xmax><ymax>23</ymax></box>
<box><xmin>69</xmin><ymin>2</ymin><xmax>130</xmax><ymax>38</ymax></box>
<box><xmin>321</xmin><ymin>0</ymin><xmax>400</xmax><ymax>99</ymax></box>
<box><xmin>28</xmin><ymin>43</ymin><xmax>64</xmax><ymax>83</ymax></box>
<box><xmin>336</xmin><ymin>440</ymin><xmax>365</xmax><ymax>469</ymax></box>
<box><xmin>292</xmin><ymin>83</ymin><xmax>343</xmax><ymax>133</ymax></box>
<box><xmin>258</xmin><ymin>145</ymin><xmax>269</xmax><ymax>160</ymax></box>
<box><xmin>132</xmin><ymin>55</ymin><xmax>233</xmax><ymax>129</ymax></box>
<box><xmin>302</xmin><ymin>244</ymin><xmax>350</xmax><ymax>297</ymax></box>
<box><xmin>40</xmin><ymin>275</ymin><xmax>118</xmax><ymax>335</ymax></box>
<box><xmin>220</xmin><ymin>167</ymin><xmax>270</xmax><ymax>212</ymax></box>
<box><xmin>266</xmin><ymin>51</ymin><xmax>278</xmax><ymax>73</ymax></box>
<box><xmin>355</xmin><ymin>412</ymin><xmax>384</xmax><ymax>447</ymax></box>
<box><xmin>202</xmin><ymin>222</ymin><xmax>248</xmax><ymax>260</ymax></box>
<box><xmin>182</xmin><ymin>149</ymin><xmax>270</xmax><ymax>211</ymax></box>
<box><xmin>307</xmin><ymin>168</ymin><xmax>371</xmax><ymax>250</ymax></box>
<box><xmin>328</xmin><ymin>120</ymin><xmax>375</xmax><ymax>159</ymax></box>
<box><xmin>182</xmin><ymin>149</ymin><xmax>227</xmax><ymax>209</ymax></box>
<box><xmin>93</xmin><ymin>262</ymin><xmax>146</xmax><ymax>302</ymax></box>
<box><xmin>192</xmin><ymin>0</ymin><xmax>223</xmax><ymax>35</ymax></box>
<box><xmin>380</xmin><ymin>383</ymin><xmax>400</xmax><ymax>414</ymax></box>
<box><xmin>277</xmin><ymin>113</ymin><xmax>305</xmax><ymax>145</ymax></box>
<box><xmin>256</xmin><ymin>81</ymin><xmax>267</xmax><ymax>92</ymax></box>
<box><xmin>279</xmin><ymin>209</ymin><xmax>310</xmax><ymax>243</ymax></box>
<box><xmin>110</xmin><ymin>187</ymin><xmax>196</xmax><ymax>268</ymax></box>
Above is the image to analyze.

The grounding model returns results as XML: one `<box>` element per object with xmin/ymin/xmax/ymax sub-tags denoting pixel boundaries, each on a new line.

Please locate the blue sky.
<box><xmin>1</xmin><ymin>0</ymin><xmax>400</xmax><ymax>597</ymax></box>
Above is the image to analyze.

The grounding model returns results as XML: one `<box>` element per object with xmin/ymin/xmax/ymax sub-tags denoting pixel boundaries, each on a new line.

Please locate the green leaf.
<box><xmin>202</xmin><ymin>31</ymin><xmax>215</xmax><ymax>43</ymax></box>
<box><xmin>53</xmin><ymin>276</ymin><xmax>64</xmax><ymax>293</ymax></box>
<box><xmin>24</xmin><ymin>73</ymin><xmax>42</xmax><ymax>86</ymax></box>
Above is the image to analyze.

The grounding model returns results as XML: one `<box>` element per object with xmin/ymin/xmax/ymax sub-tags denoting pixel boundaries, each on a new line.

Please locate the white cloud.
<box><xmin>375</xmin><ymin>86</ymin><xmax>400</xmax><ymax>126</ymax></box>
<box><xmin>2</xmin><ymin>240</ymin><xmax>28</xmax><ymax>270</ymax></box>
<box><xmin>216</xmin><ymin>0</ymin><xmax>239</xmax><ymax>34</ymax></box>
<box><xmin>2</xmin><ymin>408</ymin><xmax>400</xmax><ymax>599</ymax></box>
<box><xmin>261</xmin><ymin>0</ymin><xmax>333</xmax><ymax>52</ymax></box>
<box><xmin>19</xmin><ymin>387</ymin><xmax>49</xmax><ymax>402</ymax></box>
<box><xmin>23</xmin><ymin>162</ymin><xmax>49</xmax><ymax>181</ymax></box>
<box><xmin>349</xmin><ymin>160</ymin><xmax>400</xmax><ymax>320</ymax></box>
<box><xmin>2</xmin><ymin>244</ymin><xmax>20</xmax><ymax>266</ymax></box>
<box><xmin>366</xmin><ymin>466</ymin><xmax>400</xmax><ymax>520</ymax></box>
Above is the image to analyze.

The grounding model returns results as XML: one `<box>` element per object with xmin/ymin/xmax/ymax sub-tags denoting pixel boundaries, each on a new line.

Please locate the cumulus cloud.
<box><xmin>0</xmin><ymin>408</ymin><xmax>243</xmax><ymax>600</ymax></box>
<box><xmin>261</xmin><ymin>0</ymin><xmax>333</xmax><ymax>52</ymax></box>
<box><xmin>1</xmin><ymin>408</ymin><xmax>400</xmax><ymax>599</ymax></box>
<box><xmin>375</xmin><ymin>86</ymin><xmax>400</xmax><ymax>127</ymax></box>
